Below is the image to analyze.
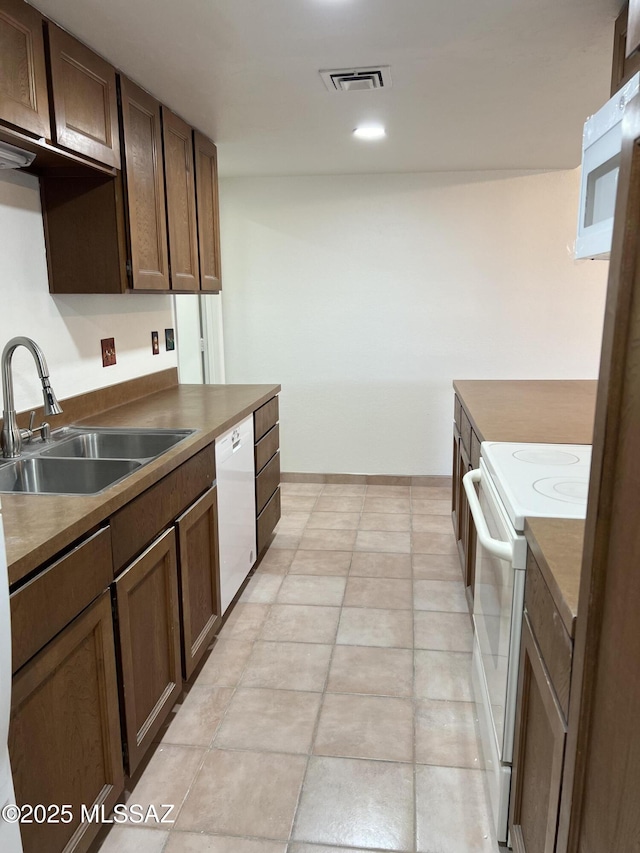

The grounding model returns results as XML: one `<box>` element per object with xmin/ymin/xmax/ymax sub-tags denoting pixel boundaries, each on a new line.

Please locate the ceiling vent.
<box><xmin>320</xmin><ymin>66</ymin><xmax>392</xmax><ymax>93</ymax></box>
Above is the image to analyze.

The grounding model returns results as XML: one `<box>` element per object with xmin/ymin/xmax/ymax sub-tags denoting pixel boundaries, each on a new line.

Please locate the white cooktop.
<box><xmin>481</xmin><ymin>441</ymin><xmax>592</xmax><ymax>531</ymax></box>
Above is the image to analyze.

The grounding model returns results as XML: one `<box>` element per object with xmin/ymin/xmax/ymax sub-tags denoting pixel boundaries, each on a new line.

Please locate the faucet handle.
<box><xmin>21</xmin><ymin>410</ymin><xmax>36</xmax><ymax>444</ymax></box>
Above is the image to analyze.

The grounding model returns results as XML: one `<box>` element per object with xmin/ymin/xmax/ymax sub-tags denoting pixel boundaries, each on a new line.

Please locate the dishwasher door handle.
<box><xmin>463</xmin><ymin>469</ymin><xmax>513</xmax><ymax>563</ymax></box>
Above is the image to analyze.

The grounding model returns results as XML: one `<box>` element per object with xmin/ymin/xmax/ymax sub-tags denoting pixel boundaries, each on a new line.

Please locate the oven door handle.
<box><xmin>463</xmin><ymin>469</ymin><xmax>514</xmax><ymax>562</ymax></box>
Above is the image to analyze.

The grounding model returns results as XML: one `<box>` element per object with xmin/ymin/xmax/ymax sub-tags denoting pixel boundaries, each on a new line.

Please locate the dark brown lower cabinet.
<box><xmin>254</xmin><ymin>397</ymin><xmax>281</xmax><ymax>556</ymax></box>
<box><xmin>452</xmin><ymin>424</ymin><xmax>476</xmax><ymax>598</ymax></box>
<box><xmin>257</xmin><ymin>487</ymin><xmax>281</xmax><ymax>555</ymax></box>
<box><xmin>256</xmin><ymin>451</ymin><xmax>280</xmax><ymax>514</ymax></box>
<box><xmin>176</xmin><ymin>486</ymin><xmax>221</xmax><ymax>680</ymax></box>
<box><xmin>115</xmin><ymin>528</ymin><xmax>181</xmax><ymax>775</ymax></box>
<box><xmin>9</xmin><ymin>591</ymin><xmax>123</xmax><ymax>853</ymax></box>
<box><xmin>510</xmin><ymin>615</ymin><xmax>567</xmax><ymax>853</ymax></box>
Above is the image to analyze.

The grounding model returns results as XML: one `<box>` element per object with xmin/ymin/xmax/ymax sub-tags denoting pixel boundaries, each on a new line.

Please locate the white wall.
<box><xmin>0</xmin><ymin>170</ymin><xmax>176</xmax><ymax>414</ymax></box>
<box><xmin>220</xmin><ymin>169</ymin><xmax>608</xmax><ymax>476</ymax></box>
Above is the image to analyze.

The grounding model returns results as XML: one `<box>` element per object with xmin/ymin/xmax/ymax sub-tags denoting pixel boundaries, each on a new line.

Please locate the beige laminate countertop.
<box><xmin>3</xmin><ymin>383</ymin><xmax>280</xmax><ymax>587</ymax></box>
<box><xmin>453</xmin><ymin>379</ymin><xmax>597</xmax><ymax>444</ymax></box>
<box><xmin>524</xmin><ymin>517</ymin><xmax>584</xmax><ymax>638</ymax></box>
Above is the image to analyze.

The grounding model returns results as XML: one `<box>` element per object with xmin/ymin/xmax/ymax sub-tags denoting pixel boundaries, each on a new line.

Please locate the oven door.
<box><xmin>463</xmin><ymin>462</ymin><xmax>525</xmax><ymax>763</ymax></box>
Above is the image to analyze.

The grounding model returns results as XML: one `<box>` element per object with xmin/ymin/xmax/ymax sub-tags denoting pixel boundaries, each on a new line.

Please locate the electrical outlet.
<box><xmin>165</xmin><ymin>328</ymin><xmax>175</xmax><ymax>351</ymax></box>
<box><xmin>101</xmin><ymin>338</ymin><xmax>116</xmax><ymax>367</ymax></box>
<box><xmin>151</xmin><ymin>331</ymin><xmax>159</xmax><ymax>355</ymax></box>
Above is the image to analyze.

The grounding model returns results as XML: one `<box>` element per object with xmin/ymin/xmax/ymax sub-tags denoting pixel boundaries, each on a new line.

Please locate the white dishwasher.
<box><xmin>215</xmin><ymin>415</ymin><xmax>257</xmax><ymax>614</ymax></box>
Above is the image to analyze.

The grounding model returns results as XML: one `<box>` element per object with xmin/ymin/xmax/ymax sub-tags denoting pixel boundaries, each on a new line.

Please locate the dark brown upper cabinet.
<box><xmin>44</xmin><ymin>76</ymin><xmax>172</xmax><ymax>294</ymax></box>
<box><xmin>162</xmin><ymin>107</ymin><xmax>200</xmax><ymax>291</ymax></box>
<box><xmin>612</xmin><ymin>2</ymin><xmax>640</xmax><ymax>96</ymax></box>
<box><xmin>120</xmin><ymin>75</ymin><xmax>170</xmax><ymax>291</ymax></box>
<box><xmin>46</xmin><ymin>23</ymin><xmax>120</xmax><ymax>169</ymax></box>
<box><xmin>0</xmin><ymin>0</ymin><xmax>50</xmax><ymax>139</ymax></box>
<box><xmin>194</xmin><ymin>131</ymin><xmax>222</xmax><ymax>291</ymax></box>
<box><xmin>627</xmin><ymin>0</ymin><xmax>640</xmax><ymax>58</ymax></box>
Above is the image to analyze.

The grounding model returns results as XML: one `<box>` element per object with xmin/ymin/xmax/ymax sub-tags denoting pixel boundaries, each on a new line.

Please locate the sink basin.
<box><xmin>0</xmin><ymin>427</ymin><xmax>197</xmax><ymax>495</ymax></box>
<box><xmin>41</xmin><ymin>428</ymin><xmax>194</xmax><ymax>461</ymax></box>
<box><xmin>0</xmin><ymin>457</ymin><xmax>141</xmax><ymax>495</ymax></box>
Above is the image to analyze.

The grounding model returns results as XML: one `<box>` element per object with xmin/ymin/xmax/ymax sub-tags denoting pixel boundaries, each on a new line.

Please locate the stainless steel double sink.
<box><xmin>0</xmin><ymin>427</ymin><xmax>196</xmax><ymax>495</ymax></box>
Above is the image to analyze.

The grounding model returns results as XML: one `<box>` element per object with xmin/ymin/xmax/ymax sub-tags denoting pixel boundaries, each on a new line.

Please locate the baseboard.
<box><xmin>281</xmin><ymin>472</ymin><xmax>453</xmax><ymax>488</ymax></box>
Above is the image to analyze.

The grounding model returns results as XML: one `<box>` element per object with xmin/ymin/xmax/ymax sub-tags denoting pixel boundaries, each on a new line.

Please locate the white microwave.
<box><xmin>576</xmin><ymin>73</ymin><xmax>639</xmax><ymax>260</ymax></box>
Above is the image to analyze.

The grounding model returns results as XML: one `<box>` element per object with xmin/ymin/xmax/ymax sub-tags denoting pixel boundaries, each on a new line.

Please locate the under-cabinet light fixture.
<box><xmin>0</xmin><ymin>140</ymin><xmax>36</xmax><ymax>169</ymax></box>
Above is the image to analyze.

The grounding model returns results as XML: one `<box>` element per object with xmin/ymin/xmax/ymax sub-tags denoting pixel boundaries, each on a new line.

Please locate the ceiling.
<box><xmin>31</xmin><ymin>0</ymin><xmax>620</xmax><ymax>177</ymax></box>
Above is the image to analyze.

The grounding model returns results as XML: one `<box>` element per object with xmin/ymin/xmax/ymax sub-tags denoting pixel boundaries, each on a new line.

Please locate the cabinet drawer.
<box><xmin>454</xmin><ymin>395</ymin><xmax>462</xmax><ymax>431</ymax></box>
<box><xmin>460</xmin><ymin>407</ymin><xmax>472</xmax><ymax>456</ymax></box>
<box><xmin>257</xmin><ymin>487</ymin><xmax>281</xmax><ymax>555</ymax></box>
<box><xmin>525</xmin><ymin>551</ymin><xmax>572</xmax><ymax>718</ymax></box>
<box><xmin>255</xmin><ymin>423</ymin><xmax>279</xmax><ymax>474</ymax></box>
<box><xmin>11</xmin><ymin>527</ymin><xmax>112</xmax><ymax>673</ymax></box>
<box><xmin>111</xmin><ymin>444</ymin><xmax>215</xmax><ymax>573</ymax></box>
<box><xmin>470</xmin><ymin>429</ymin><xmax>481</xmax><ymax>470</ymax></box>
<box><xmin>254</xmin><ymin>396</ymin><xmax>279</xmax><ymax>442</ymax></box>
<box><xmin>256</xmin><ymin>451</ymin><xmax>280</xmax><ymax>514</ymax></box>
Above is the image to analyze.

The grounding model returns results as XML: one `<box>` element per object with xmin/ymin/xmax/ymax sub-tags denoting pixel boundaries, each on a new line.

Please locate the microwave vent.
<box><xmin>320</xmin><ymin>66</ymin><xmax>392</xmax><ymax>93</ymax></box>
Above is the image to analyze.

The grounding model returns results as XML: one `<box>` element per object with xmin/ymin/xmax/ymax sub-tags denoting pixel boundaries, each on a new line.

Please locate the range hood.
<box><xmin>0</xmin><ymin>140</ymin><xmax>36</xmax><ymax>170</ymax></box>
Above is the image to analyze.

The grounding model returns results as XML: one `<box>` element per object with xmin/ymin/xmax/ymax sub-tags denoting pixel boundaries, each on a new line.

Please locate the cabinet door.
<box><xmin>509</xmin><ymin>615</ymin><xmax>567</xmax><ymax>853</ymax></box>
<box><xmin>176</xmin><ymin>486</ymin><xmax>221</xmax><ymax>680</ymax></box>
<box><xmin>193</xmin><ymin>131</ymin><xmax>222</xmax><ymax>291</ymax></box>
<box><xmin>451</xmin><ymin>427</ymin><xmax>460</xmax><ymax>540</ymax></box>
<box><xmin>0</xmin><ymin>0</ymin><xmax>50</xmax><ymax>138</ymax></box>
<box><xmin>611</xmin><ymin>3</ymin><xmax>640</xmax><ymax>95</ymax></box>
<box><xmin>627</xmin><ymin>0</ymin><xmax>640</xmax><ymax>58</ymax></box>
<box><xmin>119</xmin><ymin>75</ymin><xmax>170</xmax><ymax>291</ymax></box>
<box><xmin>115</xmin><ymin>528</ymin><xmax>181</xmax><ymax>774</ymax></box>
<box><xmin>9</xmin><ymin>591</ymin><xmax>123</xmax><ymax>853</ymax></box>
<box><xmin>46</xmin><ymin>24</ymin><xmax>120</xmax><ymax>168</ymax></box>
<box><xmin>454</xmin><ymin>433</ymin><xmax>476</xmax><ymax>598</ymax></box>
<box><xmin>162</xmin><ymin>108</ymin><xmax>200</xmax><ymax>291</ymax></box>
<box><xmin>454</xmin><ymin>434</ymin><xmax>469</xmax><ymax>581</ymax></box>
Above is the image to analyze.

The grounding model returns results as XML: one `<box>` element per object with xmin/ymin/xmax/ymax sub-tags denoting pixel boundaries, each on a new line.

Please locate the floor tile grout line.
<box><xmin>286</xmin><ymin>527</ymin><xmax>350</xmax><ymax>846</ymax></box>
<box><xmin>175</xmin><ymin>679</ymin><xmax>476</xmax><ymax>705</ymax></box>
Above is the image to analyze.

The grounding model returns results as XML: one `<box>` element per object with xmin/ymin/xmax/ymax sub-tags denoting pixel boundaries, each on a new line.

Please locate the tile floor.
<box><xmin>98</xmin><ymin>482</ymin><xmax>497</xmax><ymax>853</ymax></box>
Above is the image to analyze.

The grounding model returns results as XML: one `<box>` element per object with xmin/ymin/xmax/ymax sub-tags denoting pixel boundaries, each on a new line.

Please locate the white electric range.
<box><xmin>463</xmin><ymin>442</ymin><xmax>591</xmax><ymax>845</ymax></box>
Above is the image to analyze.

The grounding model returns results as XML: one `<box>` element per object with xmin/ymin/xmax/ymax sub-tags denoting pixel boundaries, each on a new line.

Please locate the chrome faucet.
<box><xmin>1</xmin><ymin>337</ymin><xmax>63</xmax><ymax>458</ymax></box>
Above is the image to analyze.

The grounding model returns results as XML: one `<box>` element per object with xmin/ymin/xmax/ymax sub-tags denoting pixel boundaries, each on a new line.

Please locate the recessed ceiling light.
<box><xmin>353</xmin><ymin>124</ymin><xmax>386</xmax><ymax>141</ymax></box>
